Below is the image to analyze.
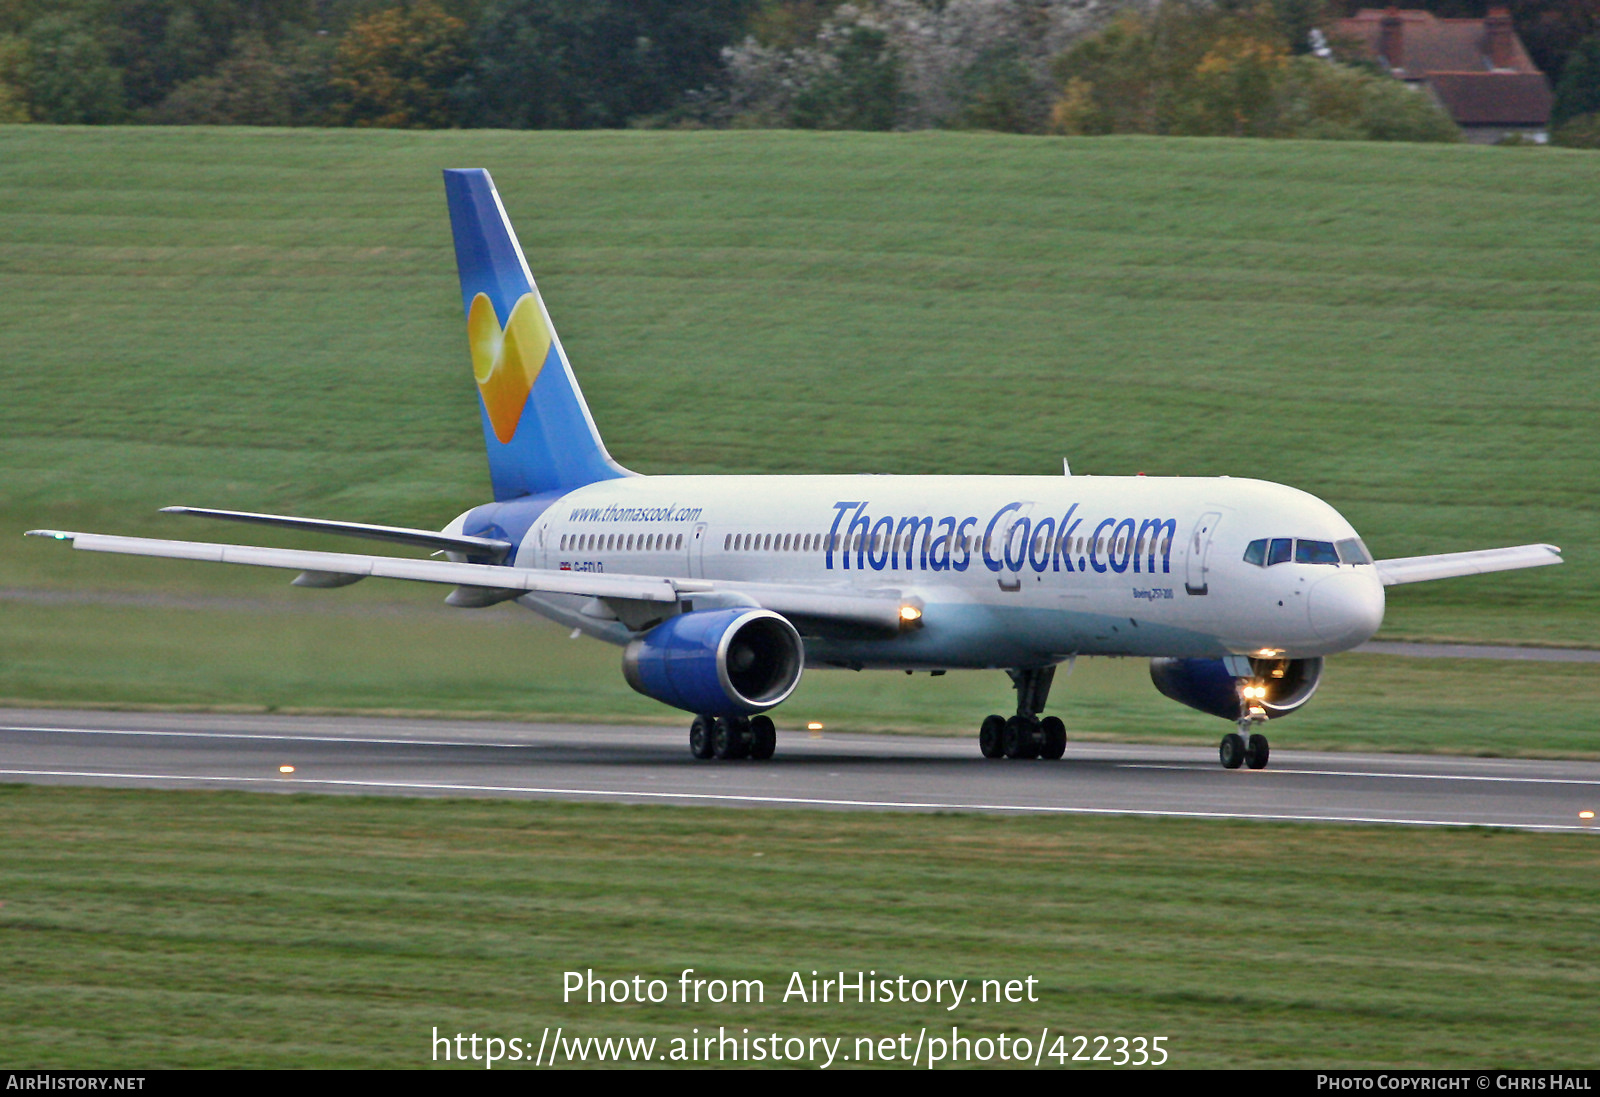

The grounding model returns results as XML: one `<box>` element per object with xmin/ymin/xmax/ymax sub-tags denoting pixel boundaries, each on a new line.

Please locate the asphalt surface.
<box><xmin>1355</xmin><ymin>640</ymin><xmax>1600</xmax><ymax>663</ymax></box>
<box><xmin>1</xmin><ymin>709</ymin><xmax>1597</xmax><ymax>833</ymax></box>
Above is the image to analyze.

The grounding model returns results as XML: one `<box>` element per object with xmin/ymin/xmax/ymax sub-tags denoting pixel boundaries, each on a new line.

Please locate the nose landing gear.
<box><xmin>1220</xmin><ymin>681</ymin><xmax>1271</xmax><ymax>769</ymax></box>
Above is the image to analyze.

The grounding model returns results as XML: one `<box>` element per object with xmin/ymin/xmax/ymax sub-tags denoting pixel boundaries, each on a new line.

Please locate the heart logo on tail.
<box><xmin>467</xmin><ymin>292</ymin><xmax>552</xmax><ymax>443</ymax></box>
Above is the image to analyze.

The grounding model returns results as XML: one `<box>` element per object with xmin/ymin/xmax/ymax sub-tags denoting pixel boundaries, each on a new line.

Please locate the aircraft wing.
<box><xmin>1373</xmin><ymin>543</ymin><xmax>1563</xmax><ymax>587</ymax></box>
<box><xmin>24</xmin><ymin>530</ymin><xmax>913</xmax><ymax>634</ymax></box>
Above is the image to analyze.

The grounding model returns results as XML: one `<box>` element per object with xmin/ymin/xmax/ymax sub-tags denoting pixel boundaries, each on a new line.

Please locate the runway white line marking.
<box><xmin>1120</xmin><ymin>764</ymin><xmax>1600</xmax><ymax>786</ymax></box>
<box><xmin>0</xmin><ymin>725</ymin><xmax>553</xmax><ymax>750</ymax></box>
<box><xmin>0</xmin><ymin>768</ymin><xmax>1594</xmax><ymax>832</ymax></box>
<box><xmin>0</xmin><ymin>724</ymin><xmax>954</xmax><ymax>755</ymax></box>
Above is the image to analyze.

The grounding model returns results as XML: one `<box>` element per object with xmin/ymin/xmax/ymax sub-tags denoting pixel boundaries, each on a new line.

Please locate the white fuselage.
<box><xmin>459</xmin><ymin>474</ymin><xmax>1387</xmax><ymax>671</ymax></box>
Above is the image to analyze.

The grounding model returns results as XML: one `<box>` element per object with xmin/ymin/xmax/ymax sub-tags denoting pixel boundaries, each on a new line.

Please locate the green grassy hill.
<box><xmin>1</xmin><ymin>127</ymin><xmax>1595</xmax><ymax>743</ymax></box>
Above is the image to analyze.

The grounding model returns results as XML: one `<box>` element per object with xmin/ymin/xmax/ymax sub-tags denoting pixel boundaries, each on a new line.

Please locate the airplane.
<box><xmin>27</xmin><ymin>168</ymin><xmax>1564</xmax><ymax>769</ymax></box>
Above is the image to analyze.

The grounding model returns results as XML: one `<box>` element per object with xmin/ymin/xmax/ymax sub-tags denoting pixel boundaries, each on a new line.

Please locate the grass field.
<box><xmin>0</xmin><ymin>125</ymin><xmax>1595</xmax><ymax>750</ymax></box>
<box><xmin>1</xmin><ymin>784</ymin><xmax>1595</xmax><ymax>1068</ymax></box>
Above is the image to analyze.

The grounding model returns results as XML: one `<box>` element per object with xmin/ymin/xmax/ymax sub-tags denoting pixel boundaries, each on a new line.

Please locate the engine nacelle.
<box><xmin>622</xmin><ymin>608</ymin><xmax>804</xmax><ymax>716</ymax></box>
<box><xmin>1149</xmin><ymin>656</ymin><xmax>1324</xmax><ymax>721</ymax></box>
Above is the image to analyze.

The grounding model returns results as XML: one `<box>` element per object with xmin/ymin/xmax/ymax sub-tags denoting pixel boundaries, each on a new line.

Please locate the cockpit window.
<box><xmin>1250</xmin><ymin>536</ymin><xmax>1364</xmax><ymax>567</ymax></box>
<box><xmin>1295</xmin><ymin>539</ymin><xmax>1340</xmax><ymax>565</ymax></box>
<box><xmin>1336</xmin><ymin>538</ymin><xmax>1372</xmax><ymax>565</ymax></box>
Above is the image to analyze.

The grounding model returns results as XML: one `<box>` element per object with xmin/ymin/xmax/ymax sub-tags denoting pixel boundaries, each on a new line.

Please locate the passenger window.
<box><xmin>1267</xmin><ymin>538</ymin><xmax>1292</xmax><ymax>566</ymax></box>
<box><xmin>1243</xmin><ymin>539</ymin><xmax>1267</xmax><ymax>567</ymax></box>
<box><xmin>1296</xmin><ymin>540</ymin><xmax>1340</xmax><ymax>565</ymax></box>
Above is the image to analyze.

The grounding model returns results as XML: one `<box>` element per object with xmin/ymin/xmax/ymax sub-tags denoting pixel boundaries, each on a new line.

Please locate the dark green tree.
<box><xmin>18</xmin><ymin>11</ymin><xmax>127</xmax><ymax>123</ymax></box>
<box><xmin>1552</xmin><ymin>36</ymin><xmax>1600</xmax><ymax>125</ymax></box>
<box><xmin>955</xmin><ymin>45</ymin><xmax>1048</xmax><ymax>133</ymax></box>
<box><xmin>790</xmin><ymin>22</ymin><xmax>897</xmax><ymax>130</ymax></box>
<box><xmin>470</xmin><ymin>0</ymin><xmax>754</xmax><ymax>129</ymax></box>
<box><xmin>145</xmin><ymin>31</ymin><xmax>292</xmax><ymax>123</ymax></box>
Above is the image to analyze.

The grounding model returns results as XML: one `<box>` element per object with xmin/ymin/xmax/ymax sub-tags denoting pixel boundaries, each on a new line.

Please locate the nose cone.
<box><xmin>1307</xmin><ymin>569</ymin><xmax>1385</xmax><ymax>649</ymax></box>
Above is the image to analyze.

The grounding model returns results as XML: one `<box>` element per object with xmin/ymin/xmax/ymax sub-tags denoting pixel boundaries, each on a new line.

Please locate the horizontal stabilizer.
<box><xmin>1374</xmin><ymin>543</ymin><xmax>1563</xmax><ymax>587</ymax></box>
<box><xmin>161</xmin><ymin>506</ymin><xmax>512</xmax><ymax>561</ymax></box>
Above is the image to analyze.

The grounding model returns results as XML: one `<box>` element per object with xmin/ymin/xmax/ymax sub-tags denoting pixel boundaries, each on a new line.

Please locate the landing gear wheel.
<box><xmin>1245</xmin><ymin>732</ymin><xmax>1270</xmax><ymax>770</ymax></box>
<box><xmin>1039</xmin><ymin>716</ymin><xmax>1067</xmax><ymax>760</ymax></box>
<box><xmin>749</xmin><ymin>715</ymin><xmax>776</xmax><ymax>761</ymax></box>
<box><xmin>1219</xmin><ymin>732</ymin><xmax>1246</xmax><ymax>770</ymax></box>
<box><xmin>690</xmin><ymin>716</ymin><xmax>715</xmax><ymax>760</ymax></box>
<box><xmin>1004</xmin><ymin>715</ymin><xmax>1040</xmax><ymax>759</ymax></box>
<box><xmin>979</xmin><ymin>715</ymin><xmax>1006</xmax><ymax>759</ymax></box>
<box><xmin>714</xmin><ymin>717</ymin><xmax>750</xmax><ymax>760</ymax></box>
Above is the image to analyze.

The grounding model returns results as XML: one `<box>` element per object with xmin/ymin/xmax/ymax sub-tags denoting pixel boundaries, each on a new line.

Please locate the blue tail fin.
<box><xmin>443</xmin><ymin>168</ymin><xmax>630</xmax><ymax>501</ymax></box>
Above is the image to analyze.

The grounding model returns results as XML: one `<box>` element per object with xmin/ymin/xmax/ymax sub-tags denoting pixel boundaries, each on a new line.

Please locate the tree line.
<box><xmin>0</xmin><ymin>0</ymin><xmax>1595</xmax><ymax>145</ymax></box>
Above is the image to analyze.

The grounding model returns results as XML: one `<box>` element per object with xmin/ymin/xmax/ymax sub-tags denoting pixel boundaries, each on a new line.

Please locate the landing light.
<box><xmin>807</xmin><ymin>722</ymin><xmax>824</xmax><ymax>733</ymax></box>
<box><xmin>899</xmin><ymin>605</ymin><xmax>922</xmax><ymax>623</ymax></box>
<box><xmin>1581</xmin><ymin>811</ymin><xmax>1594</xmax><ymax>820</ymax></box>
<box><xmin>278</xmin><ymin>765</ymin><xmax>295</xmax><ymax>774</ymax></box>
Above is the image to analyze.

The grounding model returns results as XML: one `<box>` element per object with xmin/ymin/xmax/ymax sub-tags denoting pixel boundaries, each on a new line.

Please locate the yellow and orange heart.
<box><xmin>467</xmin><ymin>292</ymin><xmax>552</xmax><ymax>443</ymax></box>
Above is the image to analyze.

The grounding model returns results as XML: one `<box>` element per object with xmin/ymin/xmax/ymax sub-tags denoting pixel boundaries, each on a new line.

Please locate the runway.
<box><xmin>1</xmin><ymin>709</ymin><xmax>1597</xmax><ymax>833</ymax></box>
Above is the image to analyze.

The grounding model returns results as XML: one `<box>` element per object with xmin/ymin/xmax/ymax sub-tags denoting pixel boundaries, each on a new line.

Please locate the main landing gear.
<box><xmin>689</xmin><ymin>714</ymin><xmax>776</xmax><ymax>761</ymax></box>
<box><xmin>978</xmin><ymin>666</ymin><xmax>1067</xmax><ymax>761</ymax></box>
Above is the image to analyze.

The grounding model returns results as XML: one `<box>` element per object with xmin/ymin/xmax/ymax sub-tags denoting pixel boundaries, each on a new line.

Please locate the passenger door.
<box><xmin>1185</xmin><ymin>511</ymin><xmax>1221</xmax><ymax>596</ymax></box>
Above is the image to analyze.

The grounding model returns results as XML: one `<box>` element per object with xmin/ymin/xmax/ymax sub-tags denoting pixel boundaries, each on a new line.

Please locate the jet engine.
<box><xmin>1149</xmin><ymin>656</ymin><xmax>1324</xmax><ymax>721</ymax></box>
<box><xmin>622</xmin><ymin>608</ymin><xmax>804</xmax><ymax>716</ymax></box>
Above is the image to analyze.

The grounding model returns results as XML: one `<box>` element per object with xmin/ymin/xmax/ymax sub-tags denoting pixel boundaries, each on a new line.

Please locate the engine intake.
<box><xmin>1149</xmin><ymin>656</ymin><xmax>1324</xmax><ymax>721</ymax></box>
<box><xmin>622</xmin><ymin>608</ymin><xmax>804</xmax><ymax>716</ymax></box>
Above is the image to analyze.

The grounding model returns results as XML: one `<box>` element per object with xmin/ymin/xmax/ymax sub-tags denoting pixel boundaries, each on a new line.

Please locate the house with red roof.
<box><xmin>1334</xmin><ymin>7</ymin><xmax>1553</xmax><ymax>142</ymax></box>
